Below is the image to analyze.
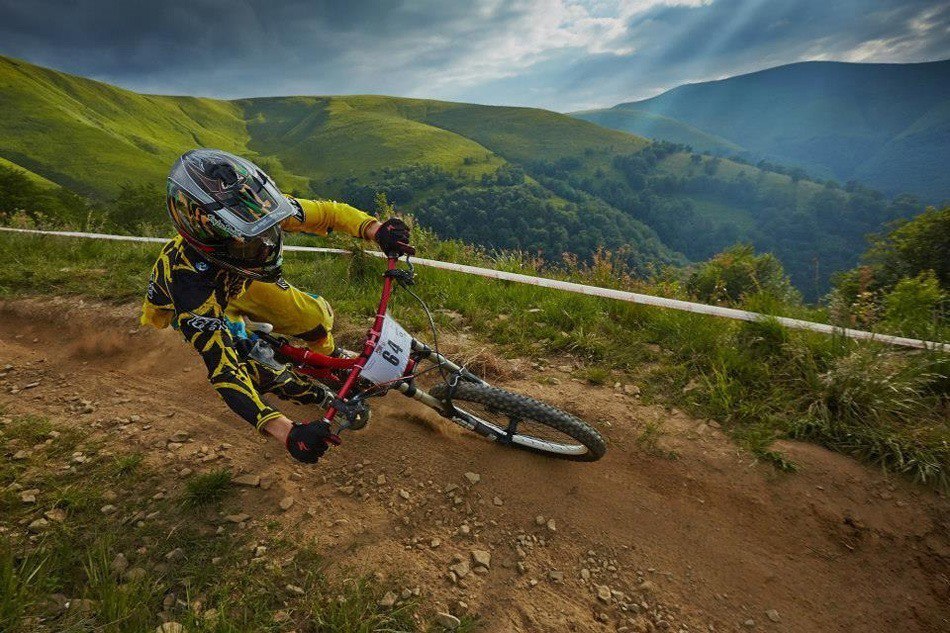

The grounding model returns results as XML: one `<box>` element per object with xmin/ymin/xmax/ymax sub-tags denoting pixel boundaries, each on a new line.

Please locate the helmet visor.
<box><xmin>169</xmin><ymin>150</ymin><xmax>296</xmax><ymax>239</ymax></box>
<box><xmin>223</xmin><ymin>226</ymin><xmax>282</xmax><ymax>270</ymax></box>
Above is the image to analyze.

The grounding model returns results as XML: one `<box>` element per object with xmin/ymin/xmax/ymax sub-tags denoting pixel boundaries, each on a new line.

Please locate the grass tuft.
<box><xmin>581</xmin><ymin>366</ymin><xmax>612</xmax><ymax>385</ymax></box>
<box><xmin>81</xmin><ymin>543</ymin><xmax>156</xmax><ymax>632</ymax></box>
<box><xmin>110</xmin><ymin>454</ymin><xmax>143</xmax><ymax>477</ymax></box>
<box><xmin>311</xmin><ymin>578</ymin><xmax>417</xmax><ymax>632</ymax></box>
<box><xmin>184</xmin><ymin>469</ymin><xmax>232</xmax><ymax>507</ymax></box>
<box><xmin>636</xmin><ymin>420</ymin><xmax>678</xmax><ymax>460</ymax></box>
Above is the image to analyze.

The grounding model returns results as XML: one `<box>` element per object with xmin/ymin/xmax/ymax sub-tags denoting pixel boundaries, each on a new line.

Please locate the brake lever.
<box><xmin>384</xmin><ymin>266</ymin><xmax>415</xmax><ymax>286</ymax></box>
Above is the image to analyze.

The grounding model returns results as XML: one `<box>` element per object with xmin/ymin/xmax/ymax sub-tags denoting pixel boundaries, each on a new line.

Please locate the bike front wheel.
<box><xmin>429</xmin><ymin>382</ymin><xmax>606</xmax><ymax>462</ymax></box>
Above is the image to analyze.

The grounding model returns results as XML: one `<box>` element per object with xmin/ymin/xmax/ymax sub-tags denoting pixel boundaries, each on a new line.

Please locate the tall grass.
<box><xmin>0</xmin><ymin>546</ymin><xmax>47</xmax><ymax>632</ymax></box>
<box><xmin>792</xmin><ymin>348</ymin><xmax>948</xmax><ymax>486</ymax></box>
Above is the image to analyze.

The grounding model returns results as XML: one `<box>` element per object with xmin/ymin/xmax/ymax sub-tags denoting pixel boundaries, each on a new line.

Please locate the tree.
<box><xmin>827</xmin><ymin>206</ymin><xmax>949</xmax><ymax>331</ymax></box>
<box><xmin>864</xmin><ymin>206</ymin><xmax>949</xmax><ymax>289</ymax></box>
<box><xmin>105</xmin><ymin>183</ymin><xmax>165</xmax><ymax>231</ymax></box>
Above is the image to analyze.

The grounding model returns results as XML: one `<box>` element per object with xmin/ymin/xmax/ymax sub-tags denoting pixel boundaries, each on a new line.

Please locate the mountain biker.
<box><xmin>139</xmin><ymin>149</ymin><xmax>414</xmax><ymax>464</ymax></box>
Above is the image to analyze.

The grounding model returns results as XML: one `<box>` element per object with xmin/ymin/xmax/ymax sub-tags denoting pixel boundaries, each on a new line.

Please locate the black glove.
<box><xmin>286</xmin><ymin>421</ymin><xmax>339</xmax><ymax>464</ymax></box>
<box><xmin>375</xmin><ymin>218</ymin><xmax>415</xmax><ymax>256</ymax></box>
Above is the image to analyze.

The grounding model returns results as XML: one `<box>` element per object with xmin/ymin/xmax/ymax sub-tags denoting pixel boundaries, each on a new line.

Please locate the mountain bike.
<box><xmin>245</xmin><ymin>255</ymin><xmax>606</xmax><ymax>462</ymax></box>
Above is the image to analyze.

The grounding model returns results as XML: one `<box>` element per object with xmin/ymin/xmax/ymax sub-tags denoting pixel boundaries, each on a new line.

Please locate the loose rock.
<box><xmin>28</xmin><ymin>518</ymin><xmax>49</xmax><ymax>532</ymax></box>
<box><xmin>435</xmin><ymin>612</ymin><xmax>461</xmax><ymax>630</ymax></box>
<box><xmin>111</xmin><ymin>553</ymin><xmax>129</xmax><ymax>575</ymax></box>
<box><xmin>596</xmin><ymin>585</ymin><xmax>612</xmax><ymax>602</ymax></box>
<box><xmin>165</xmin><ymin>548</ymin><xmax>185</xmax><ymax>562</ymax></box>
<box><xmin>463</xmin><ymin>472</ymin><xmax>480</xmax><ymax>485</ymax></box>
<box><xmin>125</xmin><ymin>567</ymin><xmax>147</xmax><ymax>581</ymax></box>
<box><xmin>232</xmin><ymin>474</ymin><xmax>260</xmax><ymax>487</ymax></box>
<box><xmin>766</xmin><ymin>609</ymin><xmax>780</xmax><ymax>623</ymax></box>
<box><xmin>279</xmin><ymin>496</ymin><xmax>295</xmax><ymax>511</ymax></box>
<box><xmin>225</xmin><ymin>513</ymin><xmax>250</xmax><ymax>524</ymax></box>
<box><xmin>44</xmin><ymin>508</ymin><xmax>66</xmax><ymax>522</ymax></box>
<box><xmin>377</xmin><ymin>591</ymin><xmax>398</xmax><ymax>608</ymax></box>
<box><xmin>68</xmin><ymin>598</ymin><xmax>96</xmax><ymax>613</ymax></box>
<box><xmin>156</xmin><ymin>623</ymin><xmax>184</xmax><ymax>633</ymax></box>
<box><xmin>471</xmin><ymin>549</ymin><xmax>491</xmax><ymax>569</ymax></box>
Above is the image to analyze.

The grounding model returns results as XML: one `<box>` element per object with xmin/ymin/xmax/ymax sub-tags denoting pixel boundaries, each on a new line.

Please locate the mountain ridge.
<box><xmin>575</xmin><ymin>59</ymin><xmax>950</xmax><ymax>200</ymax></box>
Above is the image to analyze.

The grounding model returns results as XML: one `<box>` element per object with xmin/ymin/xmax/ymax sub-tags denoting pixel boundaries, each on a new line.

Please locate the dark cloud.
<box><xmin>0</xmin><ymin>0</ymin><xmax>946</xmax><ymax>110</ymax></box>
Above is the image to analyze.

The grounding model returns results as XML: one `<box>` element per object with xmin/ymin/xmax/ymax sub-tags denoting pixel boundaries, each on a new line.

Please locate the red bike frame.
<box><xmin>272</xmin><ymin>257</ymin><xmax>401</xmax><ymax>424</ymax></box>
<box><xmin>251</xmin><ymin>256</ymin><xmax>604</xmax><ymax>459</ymax></box>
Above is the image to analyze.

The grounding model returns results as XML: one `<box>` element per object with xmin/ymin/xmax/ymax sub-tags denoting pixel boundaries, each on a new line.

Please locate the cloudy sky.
<box><xmin>2</xmin><ymin>0</ymin><xmax>947</xmax><ymax>111</ymax></box>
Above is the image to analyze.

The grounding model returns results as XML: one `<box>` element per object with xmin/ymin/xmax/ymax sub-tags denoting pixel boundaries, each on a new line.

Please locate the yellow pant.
<box><xmin>228</xmin><ymin>281</ymin><xmax>336</xmax><ymax>354</ymax></box>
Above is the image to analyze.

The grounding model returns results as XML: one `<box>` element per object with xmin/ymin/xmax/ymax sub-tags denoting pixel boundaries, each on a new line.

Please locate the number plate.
<box><xmin>361</xmin><ymin>314</ymin><xmax>413</xmax><ymax>385</ymax></box>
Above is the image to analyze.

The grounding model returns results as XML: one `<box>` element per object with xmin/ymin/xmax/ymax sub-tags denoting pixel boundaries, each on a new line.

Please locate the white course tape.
<box><xmin>1</xmin><ymin>226</ymin><xmax>946</xmax><ymax>352</ymax></box>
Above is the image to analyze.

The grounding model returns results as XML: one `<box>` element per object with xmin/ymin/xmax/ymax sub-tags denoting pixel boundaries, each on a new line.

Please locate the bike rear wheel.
<box><xmin>429</xmin><ymin>382</ymin><xmax>606</xmax><ymax>462</ymax></box>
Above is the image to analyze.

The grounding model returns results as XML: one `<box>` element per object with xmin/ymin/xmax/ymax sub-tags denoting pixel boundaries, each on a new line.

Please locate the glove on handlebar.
<box><xmin>375</xmin><ymin>218</ymin><xmax>415</xmax><ymax>256</ymax></box>
<box><xmin>286</xmin><ymin>421</ymin><xmax>338</xmax><ymax>464</ymax></box>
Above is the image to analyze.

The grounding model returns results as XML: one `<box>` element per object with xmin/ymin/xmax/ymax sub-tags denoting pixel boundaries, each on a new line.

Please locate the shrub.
<box><xmin>687</xmin><ymin>244</ymin><xmax>798</xmax><ymax>305</ymax></box>
<box><xmin>882</xmin><ymin>271</ymin><xmax>947</xmax><ymax>337</ymax></box>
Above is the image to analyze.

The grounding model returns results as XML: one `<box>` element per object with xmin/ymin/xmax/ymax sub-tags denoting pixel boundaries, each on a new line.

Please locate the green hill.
<box><xmin>0</xmin><ymin>55</ymin><xmax>924</xmax><ymax>296</ymax></box>
<box><xmin>578</xmin><ymin>60</ymin><xmax>950</xmax><ymax>201</ymax></box>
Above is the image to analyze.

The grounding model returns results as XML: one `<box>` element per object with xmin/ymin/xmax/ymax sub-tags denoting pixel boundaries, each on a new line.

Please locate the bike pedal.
<box><xmin>348</xmin><ymin>406</ymin><xmax>371</xmax><ymax>431</ymax></box>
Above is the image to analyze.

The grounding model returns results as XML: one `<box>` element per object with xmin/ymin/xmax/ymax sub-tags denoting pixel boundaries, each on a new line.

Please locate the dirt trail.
<box><xmin>1</xmin><ymin>298</ymin><xmax>948</xmax><ymax>633</ymax></box>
